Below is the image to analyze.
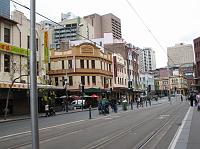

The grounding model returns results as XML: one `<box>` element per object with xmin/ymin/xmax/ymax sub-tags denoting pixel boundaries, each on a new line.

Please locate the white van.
<box><xmin>71</xmin><ymin>100</ymin><xmax>85</xmax><ymax>109</ymax></box>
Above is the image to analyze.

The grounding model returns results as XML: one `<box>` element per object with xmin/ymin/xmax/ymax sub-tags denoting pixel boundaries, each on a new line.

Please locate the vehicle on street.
<box><xmin>71</xmin><ymin>100</ymin><xmax>86</xmax><ymax>109</ymax></box>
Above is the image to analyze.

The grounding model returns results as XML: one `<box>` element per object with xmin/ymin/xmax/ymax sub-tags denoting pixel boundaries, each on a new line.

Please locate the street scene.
<box><xmin>0</xmin><ymin>96</ymin><xmax>197</xmax><ymax>149</ymax></box>
<box><xmin>0</xmin><ymin>0</ymin><xmax>200</xmax><ymax>149</ymax></box>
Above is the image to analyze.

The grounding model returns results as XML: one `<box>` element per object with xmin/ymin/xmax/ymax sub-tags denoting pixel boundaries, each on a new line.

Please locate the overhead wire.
<box><xmin>10</xmin><ymin>0</ymin><xmax>109</xmax><ymax>51</ymax></box>
<box><xmin>126</xmin><ymin>0</ymin><xmax>176</xmax><ymax>66</ymax></box>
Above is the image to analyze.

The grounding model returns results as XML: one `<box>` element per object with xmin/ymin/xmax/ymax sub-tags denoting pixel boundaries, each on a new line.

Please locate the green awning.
<box><xmin>84</xmin><ymin>87</ymin><xmax>101</xmax><ymax>93</ymax></box>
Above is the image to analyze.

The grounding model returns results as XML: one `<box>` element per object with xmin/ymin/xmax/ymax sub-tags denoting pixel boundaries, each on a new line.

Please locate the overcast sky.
<box><xmin>11</xmin><ymin>0</ymin><xmax>200</xmax><ymax>68</ymax></box>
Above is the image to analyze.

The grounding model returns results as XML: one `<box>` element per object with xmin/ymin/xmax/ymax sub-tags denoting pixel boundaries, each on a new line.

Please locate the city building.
<box><xmin>0</xmin><ymin>10</ymin><xmax>49</xmax><ymax>115</ymax></box>
<box><xmin>48</xmin><ymin>42</ymin><xmax>113</xmax><ymax>95</ymax></box>
<box><xmin>69</xmin><ymin>33</ymin><xmax>140</xmax><ymax>101</ymax></box>
<box><xmin>179</xmin><ymin>63</ymin><xmax>195</xmax><ymax>90</ymax></box>
<box><xmin>84</xmin><ymin>13</ymin><xmax>122</xmax><ymax>39</ymax></box>
<box><xmin>0</xmin><ymin>0</ymin><xmax>10</xmax><ymax>19</ymax></box>
<box><xmin>154</xmin><ymin>77</ymin><xmax>169</xmax><ymax>96</ymax></box>
<box><xmin>52</xmin><ymin>17</ymin><xmax>94</xmax><ymax>49</ymax></box>
<box><xmin>112</xmin><ymin>53</ymin><xmax>128</xmax><ymax>101</ymax></box>
<box><xmin>169</xmin><ymin>75</ymin><xmax>188</xmax><ymax>95</ymax></box>
<box><xmin>139</xmin><ymin>72</ymin><xmax>155</xmax><ymax>95</ymax></box>
<box><xmin>193</xmin><ymin>37</ymin><xmax>200</xmax><ymax>91</ymax></box>
<box><xmin>167</xmin><ymin>43</ymin><xmax>194</xmax><ymax>67</ymax></box>
<box><xmin>139</xmin><ymin>48</ymin><xmax>156</xmax><ymax>72</ymax></box>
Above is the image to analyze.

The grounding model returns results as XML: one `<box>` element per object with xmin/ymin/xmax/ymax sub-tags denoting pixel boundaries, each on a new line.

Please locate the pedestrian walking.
<box><xmin>181</xmin><ymin>95</ymin><xmax>183</xmax><ymax>102</ymax></box>
<box><xmin>136</xmin><ymin>96</ymin><xmax>140</xmax><ymax>108</ymax></box>
<box><xmin>45</xmin><ymin>104</ymin><xmax>49</xmax><ymax>117</ymax></box>
<box><xmin>196</xmin><ymin>92</ymin><xmax>200</xmax><ymax>111</ymax></box>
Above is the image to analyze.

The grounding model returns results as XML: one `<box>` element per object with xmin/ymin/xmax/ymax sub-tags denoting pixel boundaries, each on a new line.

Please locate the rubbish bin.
<box><xmin>122</xmin><ymin>100</ymin><xmax>128</xmax><ymax>111</ymax></box>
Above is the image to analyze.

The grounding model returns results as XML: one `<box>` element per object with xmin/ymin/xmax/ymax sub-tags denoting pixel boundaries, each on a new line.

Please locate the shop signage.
<box><xmin>0</xmin><ymin>42</ymin><xmax>30</xmax><ymax>56</ymax></box>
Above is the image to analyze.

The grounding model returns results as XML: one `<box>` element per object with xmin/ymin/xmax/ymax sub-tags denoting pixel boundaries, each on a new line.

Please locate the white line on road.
<box><xmin>0</xmin><ymin>112</ymin><xmax>124</xmax><ymax>140</ymax></box>
<box><xmin>0</xmin><ymin>119</ymin><xmax>85</xmax><ymax>140</ymax></box>
<box><xmin>168</xmin><ymin>106</ymin><xmax>192</xmax><ymax>149</ymax></box>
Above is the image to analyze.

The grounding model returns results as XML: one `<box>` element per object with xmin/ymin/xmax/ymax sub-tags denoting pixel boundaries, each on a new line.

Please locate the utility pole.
<box><xmin>30</xmin><ymin>0</ymin><xmax>39</xmax><ymax>148</ymax></box>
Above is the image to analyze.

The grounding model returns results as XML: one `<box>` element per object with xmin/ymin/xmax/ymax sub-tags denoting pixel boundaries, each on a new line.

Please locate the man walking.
<box><xmin>45</xmin><ymin>103</ymin><xmax>49</xmax><ymax>117</ymax></box>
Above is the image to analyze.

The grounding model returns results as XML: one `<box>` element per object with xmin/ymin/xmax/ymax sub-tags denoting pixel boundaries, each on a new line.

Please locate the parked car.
<box><xmin>71</xmin><ymin>100</ymin><xmax>86</xmax><ymax>109</ymax></box>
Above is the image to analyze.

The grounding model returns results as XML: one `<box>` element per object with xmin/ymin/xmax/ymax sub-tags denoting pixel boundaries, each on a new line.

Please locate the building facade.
<box><xmin>139</xmin><ymin>48</ymin><xmax>156</xmax><ymax>72</ymax></box>
<box><xmin>154</xmin><ymin>77</ymin><xmax>169</xmax><ymax>96</ymax></box>
<box><xmin>139</xmin><ymin>72</ymin><xmax>155</xmax><ymax>95</ymax></box>
<box><xmin>193</xmin><ymin>37</ymin><xmax>200</xmax><ymax>91</ymax></box>
<box><xmin>167</xmin><ymin>43</ymin><xmax>194</xmax><ymax>67</ymax></box>
<box><xmin>0</xmin><ymin>10</ymin><xmax>47</xmax><ymax>115</ymax></box>
<box><xmin>169</xmin><ymin>75</ymin><xmax>188</xmax><ymax>95</ymax></box>
<box><xmin>48</xmin><ymin>43</ymin><xmax>113</xmax><ymax>94</ymax></box>
<box><xmin>84</xmin><ymin>13</ymin><xmax>122</xmax><ymax>39</ymax></box>
<box><xmin>52</xmin><ymin>17</ymin><xmax>94</xmax><ymax>49</ymax></box>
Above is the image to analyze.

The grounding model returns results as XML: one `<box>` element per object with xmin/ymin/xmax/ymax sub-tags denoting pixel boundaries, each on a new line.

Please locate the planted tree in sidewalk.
<box><xmin>4</xmin><ymin>54</ymin><xmax>28</xmax><ymax>119</ymax></box>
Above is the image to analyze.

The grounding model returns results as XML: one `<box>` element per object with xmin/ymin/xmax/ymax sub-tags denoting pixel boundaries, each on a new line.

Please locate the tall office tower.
<box><xmin>84</xmin><ymin>13</ymin><xmax>122</xmax><ymax>39</ymax></box>
<box><xmin>0</xmin><ymin>0</ymin><xmax>10</xmax><ymax>18</ymax></box>
<box><xmin>167</xmin><ymin>43</ymin><xmax>194</xmax><ymax>67</ymax></box>
<box><xmin>139</xmin><ymin>48</ymin><xmax>156</xmax><ymax>72</ymax></box>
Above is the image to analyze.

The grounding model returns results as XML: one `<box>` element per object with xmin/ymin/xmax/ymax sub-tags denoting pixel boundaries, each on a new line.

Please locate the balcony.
<box><xmin>47</xmin><ymin>68</ymin><xmax>113</xmax><ymax>76</ymax></box>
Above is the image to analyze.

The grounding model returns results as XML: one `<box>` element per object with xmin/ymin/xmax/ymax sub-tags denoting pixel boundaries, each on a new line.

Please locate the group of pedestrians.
<box><xmin>189</xmin><ymin>91</ymin><xmax>200</xmax><ymax>111</ymax></box>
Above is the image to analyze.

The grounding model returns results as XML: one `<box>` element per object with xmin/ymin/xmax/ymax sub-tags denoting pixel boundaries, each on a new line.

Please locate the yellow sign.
<box><xmin>44</xmin><ymin>31</ymin><xmax>49</xmax><ymax>63</ymax></box>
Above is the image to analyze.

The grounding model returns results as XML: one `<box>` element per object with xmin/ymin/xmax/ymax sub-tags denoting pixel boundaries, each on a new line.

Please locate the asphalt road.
<box><xmin>0</xmin><ymin>97</ymin><xmax>189</xmax><ymax>149</ymax></box>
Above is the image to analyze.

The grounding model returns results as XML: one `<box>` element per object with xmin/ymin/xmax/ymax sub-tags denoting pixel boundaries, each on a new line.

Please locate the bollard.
<box><xmin>89</xmin><ymin>105</ymin><xmax>92</xmax><ymax>119</ymax></box>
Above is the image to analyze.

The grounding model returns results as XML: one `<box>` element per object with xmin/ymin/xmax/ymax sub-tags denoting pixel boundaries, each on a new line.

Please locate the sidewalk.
<box><xmin>0</xmin><ymin>97</ymin><xmax>167</xmax><ymax>124</ymax></box>
<box><xmin>0</xmin><ymin>108</ymin><xmax>97</xmax><ymax>123</ymax></box>
<box><xmin>169</xmin><ymin>106</ymin><xmax>200</xmax><ymax>149</ymax></box>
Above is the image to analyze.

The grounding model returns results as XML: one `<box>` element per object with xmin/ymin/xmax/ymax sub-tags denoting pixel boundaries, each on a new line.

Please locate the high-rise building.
<box><xmin>52</xmin><ymin>17</ymin><xmax>94</xmax><ymax>49</ymax></box>
<box><xmin>139</xmin><ymin>48</ymin><xmax>156</xmax><ymax>72</ymax></box>
<box><xmin>84</xmin><ymin>13</ymin><xmax>122</xmax><ymax>39</ymax></box>
<box><xmin>0</xmin><ymin>0</ymin><xmax>10</xmax><ymax>18</ymax></box>
<box><xmin>167</xmin><ymin>43</ymin><xmax>194</xmax><ymax>67</ymax></box>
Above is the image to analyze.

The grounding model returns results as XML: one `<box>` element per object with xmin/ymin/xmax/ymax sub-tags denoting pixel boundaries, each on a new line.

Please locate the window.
<box><xmin>80</xmin><ymin>59</ymin><xmax>84</xmax><ymax>68</ymax></box>
<box><xmin>62</xmin><ymin>60</ymin><xmax>64</xmax><ymax>69</ymax></box>
<box><xmin>101</xmin><ymin>61</ymin><xmax>102</xmax><ymax>70</ymax></box>
<box><xmin>69</xmin><ymin>76</ymin><xmax>73</xmax><ymax>86</ymax></box>
<box><xmin>68</xmin><ymin>60</ymin><xmax>72</xmax><ymax>69</ymax></box>
<box><xmin>4</xmin><ymin>54</ymin><xmax>10</xmax><ymax>72</ymax></box>
<box><xmin>109</xmin><ymin>64</ymin><xmax>111</xmax><ymax>71</ymax></box>
<box><xmin>92</xmin><ymin>76</ymin><xmax>96</xmax><ymax>85</ymax></box>
<box><xmin>27</xmin><ymin>36</ymin><xmax>30</xmax><ymax>49</ymax></box>
<box><xmin>55</xmin><ymin>77</ymin><xmax>58</xmax><ymax>86</ymax></box>
<box><xmin>91</xmin><ymin>60</ymin><xmax>95</xmax><ymax>69</ymax></box>
<box><xmin>4</xmin><ymin>28</ymin><xmax>10</xmax><ymax>43</ymax></box>
<box><xmin>87</xmin><ymin>60</ymin><xmax>89</xmax><ymax>68</ymax></box>
<box><xmin>87</xmin><ymin>76</ymin><xmax>90</xmax><ymax>85</ymax></box>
